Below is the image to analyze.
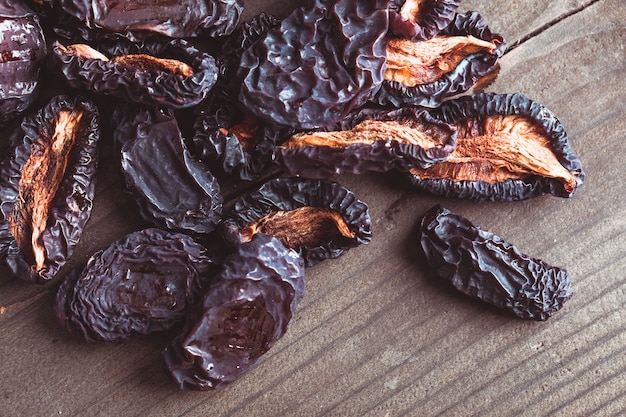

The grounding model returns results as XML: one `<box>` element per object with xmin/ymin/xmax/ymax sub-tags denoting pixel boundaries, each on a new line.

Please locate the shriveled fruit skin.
<box><xmin>388</xmin><ymin>0</ymin><xmax>461</xmax><ymax>41</ymax></box>
<box><xmin>163</xmin><ymin>233</ymin><xmax>305</xmax><ymax>391</ymax></box>
<box><xmin>417</xmin><ymin>205</ymin><xmax>573</xmax><ymax>321</ymax></box>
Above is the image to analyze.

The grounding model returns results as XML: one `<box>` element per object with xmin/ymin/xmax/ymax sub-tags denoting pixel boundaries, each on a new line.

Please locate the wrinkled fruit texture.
<box><xmin>163</xmin><ymin>233</ymin><xmax>305</xmax><ymax>391</ymax></box>
<box><xmin>417</xmin><ymin>205</ymin><xmax>573</xmax><ymax>320</ymax></box>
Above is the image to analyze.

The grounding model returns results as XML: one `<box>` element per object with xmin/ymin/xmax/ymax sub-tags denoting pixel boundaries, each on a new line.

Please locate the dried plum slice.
<box><xmin>405</xmin><ymin>93</ymin><xmax>585</xmax><ymax>201</ymax></box>
<box><xmin>237</xmin><ymin>0</ymin><xmax>389</xmax><ymax>129</ymax></box>
<box><xmin>54</xmin><ymin>228</ymin><xmax>219</xmax><ymax>344</ymax></box>
<box><xmin>272</xmin><ymin>106</ymin><xmax>457</xmax><ymax>179</ymax></box>
<box><xmin>0</xmin><ymin>0</ymin><xmax>47</xmax><ymax>127</ymax></box>
<box><xmin>220</xmin><ymin>177</ymin><xmax>372</xmax><ymax>267</ymax></box>
<box><xmin>417</xmin><ymin>205</ymin><xmax>573</xmax><ymax>320</ymax></box>
<box><xmin>373</xmin><ymin>11</ymin><xmax>506</xmax><ymax>108</ymax></box>
<box><xmin>0</xmin><ymin>95</ymin><xmax>100</xmax><ymax>283</ymax></box>
<box><xmin>388</xmin><ymin>0</ymin><xmax>460</xmax><ymax>41</ymax></box>
<box><xmin>49</xmin><ymin>38</ymin><xmax>218</xmax><ymax>109</ymax></box>
<box><xmin>163</xmin><ymin>233</ymin><xmax>305</xmax><ymax>391</ymax></box>
<box><xmin>114</xmin><ymin>105</ymin><xmax>223</xmax><ymax>235</ymax></box>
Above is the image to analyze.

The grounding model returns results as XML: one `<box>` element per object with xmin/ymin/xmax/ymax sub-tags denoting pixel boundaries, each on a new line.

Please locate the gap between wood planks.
<box><xmin>505</xmin><ymin>0</ymin><xmax>603</xmax><ymax>52</ymax></box>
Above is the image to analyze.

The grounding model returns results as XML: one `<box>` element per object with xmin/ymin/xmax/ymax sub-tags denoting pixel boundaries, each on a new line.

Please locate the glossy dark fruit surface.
<box><xmin>388</xmin><ymin>0</ymin><xmax>461</xmax><ymax>41</ymax></box>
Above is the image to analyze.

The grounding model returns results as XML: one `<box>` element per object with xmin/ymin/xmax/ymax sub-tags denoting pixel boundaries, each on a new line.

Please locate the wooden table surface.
<box><xmin>1</xmin><ymin>1</ymin><xmax>625</xmax><ymax>416</ymax></box>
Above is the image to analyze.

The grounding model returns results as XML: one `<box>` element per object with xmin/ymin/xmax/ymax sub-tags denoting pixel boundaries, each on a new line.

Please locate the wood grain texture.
<box><xmin>1</xmin><ymin>1</ymin><xmax>625</xmax><ymax>416</ymax></box>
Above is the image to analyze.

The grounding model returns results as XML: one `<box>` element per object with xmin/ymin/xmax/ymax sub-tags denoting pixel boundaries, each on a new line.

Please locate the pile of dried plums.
<box><xmin>0</xmin><ymin>0</ymin><xmax>584</xmax><ymax>391</ymax></box>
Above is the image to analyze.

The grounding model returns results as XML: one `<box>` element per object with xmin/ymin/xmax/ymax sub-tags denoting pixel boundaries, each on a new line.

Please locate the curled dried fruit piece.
<box><xmin>0</xmin><ymin>95</ymin><xmax>100</xmax><ymax>283</ymax></box>
<box><xmin>221</xmin><ymin>177</ymin><xmax>372</xmax><ymax>267</ymax></box>
<box><xmin>113</xmin><ymin>105</ymin><xmax>223</xmax><ymax>235</ymax></box>
<box><xmin>405</xmin><ymin>93</ymin><xmax>585</xmax><ymax>201</ymax></box>
<box><xmin>237</xmin><ymin>0</ymin><xmax>389</xmax><ymax>129</ymax></box>
<box><xmin>273</xmin><ymin>106</ymin><xmax>457</xmax><ymax>179</ymax></box>
<box><xmin>54</xmin><ymin>228</ymin><xmax>219</xmax><ymax>344</ymax></box>
<box><xmin>418</xmin><ymin>205</ymin><xmax>573</xmax><ymax>320</ymax></box>
<box><xmin>374</xmin><ymin>11</ymin><xmax>506</xmax><ymax>107</ymax></box>
<box><xmin>0</xmin><ymin>0</ymin><xmax>47</xmax><ymax>127</ymax></box>
<box><xmin>50</xmin><ymin>38</ymin><xmax>218</xmax><ymax>109</ymax></box>
<box><xmin>163</xmin><ymin>233</ymin><xmax>305</xmax><ymax>391</ymax></box>
<box><xmin>389</xmin><ymin>0</ymin><xmax>460</xmax><ymax>41</ymax></box>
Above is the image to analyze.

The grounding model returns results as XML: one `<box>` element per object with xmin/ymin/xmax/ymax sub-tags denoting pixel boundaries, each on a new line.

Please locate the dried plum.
<box><xmin>113</xmin><ymin>105</ymin><xmax>223</xmax><ymax>235</ymax></box>
<box><xmin>0</xmin><ymin>0</ymin><xmax>47</xmax><ymax>127</ymax></box>
<box><xmin>220</xmin><ymin>177</ymin><xmax>372</xmax><ymax>267</ymax></box>
<box><xmin>0</xmin><ymin>95</ymin><xmax>100</xmax><ymax>283</ymax></box>
<box><xmin>417</xmin><ymin>205</ymin><xmax>573</xmax><ymax>320</ymax></box>
<box><xmin>237</xmin><ymin>0</ymin><xmax>389</xmax><ymax>129</ymax></box>
<box><xmin>405</xmin><ymin>93</ymin><xmax>585</xmax><ymax>201</ymax></box>
<box><xmin>163</xmin><ymin>233</ymin><xmax>305</xmax><ymax>391</ymax></box>
<box><xmin>54</xmin><ymin>228</ymin><xmax>219</xmax><ymax>343</ymax></box>
<box><xmin>388</xmin><ymin>0</ymin><xmax>460</xmax><ymax>41</ymax></box>
<box><xmin>272</xmin><ymin>106</ymin><xmax>457</xmax><ymax>179</ymax></box>
<box><xmin>49</xmin><ymin>38</ymin><xmax>218</xmax><ymax>109</ymax></box>
<box><xmin>373</xmin><ymin>11</ymin><xmax>506</xmax><ymax>108</ymax></box>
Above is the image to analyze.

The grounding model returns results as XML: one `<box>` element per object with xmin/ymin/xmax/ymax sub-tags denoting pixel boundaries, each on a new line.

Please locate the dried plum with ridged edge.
<box><xmin>49</xmin><ymin>38</ymin><xmax>218</xmax><ymax>109</ymax></box>
<box><xmin>220</xmin><ymin>177</ymin><xmax>372</xmax><ymax>267</ymax></box>
<box><xmin>0</xmin><ymin>95</ymin><xmax>99</xmax><ymax>283</ymax></box>
<box><xmin>237</xmin><ymin>0</ymin><xmax>389</xmax><ymax>129</ymax></box>
<box><xmin>54</xmin><ymin>228</ymin><xmax>220</xmax><ymax>344</ymax></box>
<box><xmin>163</xmin><ymin>233</ymin><xmax>305</xmax><ymax>391</ymax></box>
<box><xmin>113</xmin><ymin>104</ymin><xmax>223</xmax><ymax>235</ymax></box>
<box><xmin>388</xmin><ymin>0</ymin><xmax>460</xmax><ymax>41</ymax></box>
<box><xmin>417</xmin><ymin>205</ymin><xmax>573</xmax><ymax>320</ymax></box>
<box><xmin>272</xmin><ymin>106</ymin><xmax>457</xmax><ymax>179</ymax></box>
<box><xmin>373</xmin><ymin>11</ymin><xmax>506</xmax><ymax>108</ymax></box>
<box><xmin>0</xmin><ymin>0</ymin><xmax>47</xmax><ymax>127</ymax></box>
<box><xmin>404</xmin><ymin>92</ymin><xmax>585</xmax><ymax>201</ymax></box>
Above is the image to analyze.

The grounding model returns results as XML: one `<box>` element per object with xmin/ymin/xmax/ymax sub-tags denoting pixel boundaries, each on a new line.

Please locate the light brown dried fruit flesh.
<box><xmin>399</xmin><ymin>0</ymin><xmax>436</xmax><ymax>24</ymax></box>
<box><xmin>238</xmin><ymin>207</ymin><xmax>356</xmax><ymax>249</ymax></box>
<box><xmin>280</xmin><ymin>118</ymin><xmax>451</xmax><ymax>150</ymax></box>
<box><xmin>385</xmin><ymin>35</ymin><xmax>499</xmax><ymax>86</ymax></box>
<box><xmin>411</xmin><ymin>115</ymin><xmax>579</xmax><ymax>191</ymax></box>
<box><xmin>9</xmin><ymin>109</ymin><xmax>84</xmax><ymax>270</ymax></box>
<box><xmin>219</xmin><ymin>113</ymin><xmax>261</xmax><ymax>152</ymax></box>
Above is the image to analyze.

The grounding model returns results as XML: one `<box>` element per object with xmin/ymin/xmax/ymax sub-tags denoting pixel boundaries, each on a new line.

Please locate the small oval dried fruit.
<box><xmin>417</xmin><ymin>205</ymin><xmax>573</xmax><ymax>320</ymax></box>
<box><xmin>0</xmin><ymin>95</ymin><xmax>100</xmax><ymax>283</ymax></box>
<box><xmin>405</xmin><ymin>92</ymin><xmax>585</xmax><ymax>201</ymax></box>
<box><xmin>50</xmin><ymin>38</ymin><xmax>218</xmax><ymax>109</ymax></box>
<box><xmin>220</xmin><ymin>177</ymin><xmax>372</xmax><ymax>267</ymax></box>
<box><xmin>163</xmin><ymin>233</ymin><xmax>305</xmax><ymax>391</ymax></box>
<box><xmin>54</xmin><ymin>228</ymin><xmax>219</xmax><ymax>343</ymax></box>
<box><xmin>272</xmin><ymin>106</ymin><xmax>457</xmax><ymax>179</ymax></box>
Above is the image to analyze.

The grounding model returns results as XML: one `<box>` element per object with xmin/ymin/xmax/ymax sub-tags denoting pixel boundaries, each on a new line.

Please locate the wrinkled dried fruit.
<box><xmin>405</xmin><ymin>93</ymin><xmax>585</xmax><ymax>201</ymax></box>
<box><xmin>237</xmin><ymin>0</ymin><xmax>389</xmax><ymax>129</ymax></box>
<box><xmin>0</xmin><ymin>95</ymin><xmax>100</xmax><ymax>283</ymax></box>
<box><xmin>54</xmin><ymin>228</ymin><xmax>219</xmax><ymax>343</ymax></box>
<box><xmin>373</xmin><ymin>11</ymin><xmax>506</xmax><ymax>107</ymax></box>
<box><xmin>0</xmin><ymin>0</ymin><xmax>47</xmax><ymax>127</ymax></box>
<box><xmin>220</xmin><ymin>177</ymin><xmax>372</xmax><ymax>266</ymax></box>
<box><xmin>273</xmin><ymin>106</ymin><xmax>457</xmax><ymax>179</ymax></box>
<box><xmin>163</xmin><ymin>233</ymin><xmax>305</xmax><ymax>391</ymax></box>
<box><xmin>114</xmin><ymin>104</ymin><xmax>223</xmax><ymax>235</ymax></box>
<box><xmin>50</xmin><ymin>38</ymin><xmax>218</xmax><ymax>109</ymax></box>
<box><xmin>46</xmin><ymin>0</ymin><xmax>243</xmax><ymax>40</ymax></box>
<box><xmin>389</xmin><ymin>0</ymin><xmax>460</xmax><ymax>41</ymax></box>
<box><xmin>417</xmin><ymin>205</ymin><xmax>573</xmax><ymax>320</ymax></box>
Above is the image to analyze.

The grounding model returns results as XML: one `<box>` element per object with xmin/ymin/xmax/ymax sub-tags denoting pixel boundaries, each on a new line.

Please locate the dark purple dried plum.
<box><xmin>373</xmin><ymin>11</ymin><xmax>506</xmax><ymax>108</ymax></box>
<box><xmin>163</xmin><ymin>233</ymin><xmax>305</xmax><ymax>391</ymax></box>
<box><xmin>0</xmin><ymin>0</ymin><xmax>47</xmax><ymax>127</ymax></box>
<box><xmin>49</xmin><ymin>38</ymin><xmax>218</xmax><ymax>109</ymax></box>
<box><xmin>388</xmin><ymin>0</ymin><xmax>460</xmax><ymax>41</ymax></box>
<box><xmin>54</xmin><ymin>228</ymin><xmax>219</xmax><ymax>343</ymax></box>
<box><xmin>220</xmin><ymin>177</ymin><xmax>372</xmax><ymax>267</ymax></box>
<box><xmin>0</xmin><ymin>95</ymin><xmax>100</xmax><ymax>283</ymax></box>
<box><xmin>113</xmin><ymin>104</ymin><xmax>223</xmax><ymax>235</ymax></box>
<box><xmin>45</xmin><ymin>0</ymin><xmax>243</xmax><ymax>41</ymax></box>
<box><xmin>417</xmin><ymin>205</ymin><xmax>573</xmax><ymax>320</ymax></box>
<box><xmin>405</xmin><ymin>93</ymin><xmax>585</xmax><ymax>201</ymax></box>
<box><xmin>237</xmin><ymin>0</ymin><xmax>389</xmax><ymax>129</ymax></box>
<box><xmin>272</xmin><ymin>106</ymin><xmax>457</xmax><ymax>179</ymax></box>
